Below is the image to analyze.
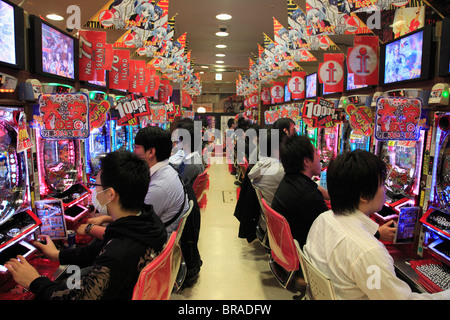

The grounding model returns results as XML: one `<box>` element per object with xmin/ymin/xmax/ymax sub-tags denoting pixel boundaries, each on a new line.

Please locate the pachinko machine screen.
<box><xmin>430</xmin><ymin>115</ymin><xmax>450</xmax><ymax>213</ymax></box>
<box><xmin>86</xmin><ymin>125</ymin><xmax>110</xmax><ymax>179</ymax></box>
<box><xmin>0</xmin><ymin>111</ymin><xmax>28</xmax><ymax>225</ymax></box>
<box><xmin>317</xmin><ymin>126</ymin><xmax>339</xmax><ymax>168</ymax></box>
<box><xmin>378</xmin><ymin>136</ymin><xmax>424</xmax><ymax>204</ymax></box>
<box><xmin>37</xmin><ymin>137</ymin><xmax>80</xmax><ymax>196</ymax></box>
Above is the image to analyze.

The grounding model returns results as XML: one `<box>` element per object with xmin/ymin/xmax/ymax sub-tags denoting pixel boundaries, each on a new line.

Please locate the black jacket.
<box><xmin>271</xmin><ymin>171</ymin><xmax>328</xmax><ymax>248</ymax></box>
<box><xmin>30</xmin><ymin>205</ymin><xmax>167</xmax><ymax>300</ymax></box>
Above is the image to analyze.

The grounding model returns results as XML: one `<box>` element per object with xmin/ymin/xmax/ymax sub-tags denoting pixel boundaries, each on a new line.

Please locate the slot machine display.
<box><xmin>317</xmin><ymin>126</ymin><xmax>339</xmax><ymax>169</ymax></box>
<box><xmin>110</xmin><ymin>119</ymin><xmax>130</xmax><ymax>151</ymax></box>
<box><xmin>0</xmin><ymin>108</ymin><xmax>60</xmax><ymax>300</ymax></box>
<box><xmin>34</xmin><ymin>130</ymin><xmax>89</xmax><ymax>227</ymax></box>
<box><xmin>339</xmin><ymin>95</ymin><xmax>373</xmax><ymax>154</ymax></box>
<box><xmin>421</xmin><ymin>113</ymin><xmax>450</xmax><ymax>259</ymax></box>
<box><xmin>372</xmin><ymin>89</ymin><xmax>430</xmax><ymax>225</ymax></box>
<box><xmin>129</xmin><ymin>124</ymin><xmax>141</xmax><ymax>151</ymax></box>
<box><xmin>33</xmin><ymin>89</ymin><xmax>90</xmax><ymax>228</ymax></box>
<box><xmin>414</xmin><ymin>86</ymin><xmax>450</xmax><ymax>293</ymax></box>
<box><xmin>85</xmin><ymin>90</ymin><xmax>111</xmax><ymax>183</ymax></box>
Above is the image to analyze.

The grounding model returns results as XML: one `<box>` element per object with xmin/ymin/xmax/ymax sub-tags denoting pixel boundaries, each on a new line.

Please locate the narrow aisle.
<box><xmin>172</xmin><ymin>158</ymin><xmax>294</xmax><ymax>300</ymax></box>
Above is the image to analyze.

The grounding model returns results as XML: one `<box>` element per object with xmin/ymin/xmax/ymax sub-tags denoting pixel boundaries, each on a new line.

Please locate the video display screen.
<box><xmin>347</xmin><ymin>72</ymin><xmax>368</xmax><ymax>91</ymax></box>
<box><xmin>306</xmin><ymin>73</ymin><xmax>317</xmax><ymax>98</ymax></box>
<box><xmin>42</xmin><ymin>23</ymin><xmax>75</xmax><ymax>79</ymax></box>
<box><xmin>384</xmin><ymin>30</ymin><xmax>423</xmax><ymax>84</ymax></box>
<box><xmin>0</xmin><ymin>0</ymin><xmax>16</xmax><ymax>65</ymax></box>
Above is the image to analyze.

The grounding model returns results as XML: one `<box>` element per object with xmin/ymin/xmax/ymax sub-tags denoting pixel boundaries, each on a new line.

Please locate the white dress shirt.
<box><xmin>304</xmin><ymin>209</ymin><xmax>450</xmax><ymax>300</ymax></box>
<box><xmin>146</xmin><ymin>160</ymin><xmax>188</xmax><ymax>236</ymax></box>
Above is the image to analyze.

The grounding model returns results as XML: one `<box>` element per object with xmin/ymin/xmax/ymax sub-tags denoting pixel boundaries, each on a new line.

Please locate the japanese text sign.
<box><xmin>38</xmin><ymin>93</ymin><xmax>89</xmax><ymax>139</ymax></box>
<box><xmin>375</xmin><ymin>97</ymin><xmax>422</xmax><ymax>141</ymax></box>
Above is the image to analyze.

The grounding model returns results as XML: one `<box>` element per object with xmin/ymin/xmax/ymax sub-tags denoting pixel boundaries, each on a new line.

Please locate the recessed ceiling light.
<box><xmin>215</xmin><ymin>31</ymin><xmax>229</xmax><ymax>37</ymax></box>
<box><xmin>216</xmin><ymin>68</ymin><xmax>225</xmax><ymax>72</ymax></box>
<box><xmin>216</xmin><ymin>60</ymin><xmax>224</xmax><ymax>64</ymax></box>
<box><xmin>46</xmin><ymin>14</ymin><xmax>64</xmax><ymax>21</ymax></box>
<box><xmin>199</xmin><ymin>71</ymin><xmax>205</xmax><ymax>74</ymax></box>
<box><xmin>201</xmin><ymin>66</ymin><xmax>209</xmax><ymax>69</ymax></box>
<box><xmin>216</xmin><ymin>53</ymin><xmax>226</xmax><ymax>57</ymax></box>
<box><xmin>215</xmin><ymin>44</ymin><xmax>227</xmax><ymax>49</ymax></box>
<box><xmin>216</xmin><ymin>14</ymin><xmax>232</xmax><ymax>20</ymax></box>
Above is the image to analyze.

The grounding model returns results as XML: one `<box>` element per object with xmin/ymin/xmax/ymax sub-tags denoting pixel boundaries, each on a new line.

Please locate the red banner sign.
<box><xmin>109</xmin><ymin>49</ymin><xmax>130</xmax><ymax>91</ymax></box>
<box><xmin>271</xmin><ymin>82</ymin><xmax>285</xmax><ymax>104</ymax></box>
<box><xmin>89</xmin><ymin>100</ymin><xmax>111</xmax><ymax>130</ymax></box>
<box><xmin>302</xmin><ymin>97</ymin><xmax>339</xmax><ymax>128</ymax></box>
<box><xmin>116</xmin><ymin>95</ymin><xmax>150</xmax><ymax>126</ymax></box>
<box><xmin>344</xmin><ymin>103</ymin><xmax>374</xmax><ymax>136</ymax></box>
<box><xmin>79</xmin><ymin>31</ymin><xmax>113</xmax><ymax>82</ymax></box>
<box><xmin>319</xmin><ymin>53</ymin><xmax>344</xmax><ymax>93</ymax></box>
<box><xmin>288</xmin><ymin>71</ymin><xmax>306</xmax><ymax>100</ymax></box>
<box><xmin>38</xmin><ymin>93</ymin><xmax>89</xmax><ymax>139</ymax></box>
<box><xmin>347</xmin><ymin>36</ymin><xmax>379</xmax><ymax>86</ymax></box>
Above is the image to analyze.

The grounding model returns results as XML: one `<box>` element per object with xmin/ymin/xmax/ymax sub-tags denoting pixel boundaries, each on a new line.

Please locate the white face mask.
<box><xmin>91</xmin><ymin>187</ymin><xmax>111</xmax><ymax>215</ymax></box>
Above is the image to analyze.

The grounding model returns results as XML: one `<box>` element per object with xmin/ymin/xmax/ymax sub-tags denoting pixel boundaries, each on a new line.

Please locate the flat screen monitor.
<box><xmin>306</xmin><ymin>73</ymin><xmax>317</xmax><ymax>98</ymax></box>
<box><xmin>381</xmin><ymin>25</ymin><xmax>432</xmax><ymax>85</ymax></box>
<box><xmin>438</xmin><ymin>17</ymin><xmax>450</xmax><ymax>77</ymax></box>
<box><xmin>0</xmin><ymin>0</ymin><xmax>25</xmax><ymax>69</ymax></box>
<box><xmin>346</xmin><ymin>72</ymin><xmax>369</xmax><ymax>91</ymax></box>
<box><xmin>284</xmin><ymin>84</ymin><xmax>291</xmax><ymax>102</ymax></box>
<box><xmin>30</xmin><ymin>15</ymin><xmax>78</xmax><ymax>81</ymax></box>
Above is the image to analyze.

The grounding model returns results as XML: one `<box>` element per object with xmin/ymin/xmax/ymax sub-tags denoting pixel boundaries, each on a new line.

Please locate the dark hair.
<box><xmin>327</xmin><ymin>149</ymin><xmax>387</xmax><ymax>215</ymax></box>
<box><xmin>176</xmin><ymin>118</ymin><xmax>194</xmax><ymax>129</ymax></box>
<box><xmin>227</xmin><ymin>118</ymin><xmax>235</xmax><ymax>129</ymax></box>
<box><xmin>273</xmin><ymin>117</ymin><xmax>295</xmax><ymax>135</ymax></box>
<box><xmin>134</xmin><ymin>126</ymin><xmax>172</xmax><ymax>162</ymax></box>
<box><xmin>174</xmin><ymin>122</ymin><xmax>200</xmax><ymax>153</ymax></box>
<box><xmin>100</xmin><ymin>151</ymin><xmax>150</xmax><ymax>212</ymax></box>
<box><xmin>280</xmin><ymin>135</ymin><xmax>315</xmax><ymax>173</ymax></box>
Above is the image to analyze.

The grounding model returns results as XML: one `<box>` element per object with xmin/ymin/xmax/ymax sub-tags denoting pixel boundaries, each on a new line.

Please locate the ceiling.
<box><xmin>11</xmin><ymin>0</ymin><xmax>355</xmax><ymax>94</ymax></box>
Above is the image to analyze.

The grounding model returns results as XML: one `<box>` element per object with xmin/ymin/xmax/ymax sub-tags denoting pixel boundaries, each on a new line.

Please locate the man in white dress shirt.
<box><xmin>304</xmin><ymin>149</ymin><xmax>450</xmax><ymax>300</ymax></box>
<box><xmin>134</xmin><ymin>126</ymin><xmax>189</xmax><ymax>236</ymax></box>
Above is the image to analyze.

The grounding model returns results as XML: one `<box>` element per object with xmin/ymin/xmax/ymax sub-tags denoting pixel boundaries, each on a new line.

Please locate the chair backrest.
<box><xmin>132</xmin><ymin>232</ymin><xmax>181</xmax><ymax>300</ymax></box>
<box><xmin>252</xmin><ymin>183</ymin><xmax>264</xmax><ymax>209</ymax></box>
<box><xmin>175</xmin><ymin>200</ymin><xmax>194</xmax><ymax>244</ymax></box>
<box><xmin>260</xmin><ymin>198</ymin><xmax>299</xmax><ymax>272</ymax></box>
<box><xmin>192</xmin><ymin>170</ymin><xmax>209</xmax><ymax>201</ymax></box>
<box><xmin>294</xmin><ymin>239</ymin><xmax>336</xmax><ymax>300</ymax></box>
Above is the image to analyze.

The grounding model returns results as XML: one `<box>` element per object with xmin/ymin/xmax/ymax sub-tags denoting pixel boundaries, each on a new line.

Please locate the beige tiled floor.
<box><xmin>172</xmin><ymin>158</ymin><xmax>295</xmax><ymax>300</ymax></box>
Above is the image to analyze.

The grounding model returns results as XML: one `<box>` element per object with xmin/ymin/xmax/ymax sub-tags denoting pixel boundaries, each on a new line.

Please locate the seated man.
<box><xmin>303</xmin><ymin>149</ymin><xmax>450</xmax><ymax>299</ymax></box>
<box><xmin>248</xmin><ymin>129</ymin><xmax>284</xmax><ymax>206</ymax></box>
<box><xmin>81</xmin><ymin>127</ymin><xmax>189</xmax><ymax>238</ymax></box>
<box><xmin>134</xmin><ymin>126</ymin><xmax>189</xmax><ymax>235</ymax></box>
<box><xmin>170</xmin><ymin>120</ymin><xmax>205</xmax><ymax>186</ymax></box>
<box><xmin>271</xmin><ymin>135</ymin><xmax>329</xmax><ymax>248</ymax></box>
<box><xmin>6</xmin><ymin>151</ymin><xmax>167</xmax><ymax>300</ymax></box>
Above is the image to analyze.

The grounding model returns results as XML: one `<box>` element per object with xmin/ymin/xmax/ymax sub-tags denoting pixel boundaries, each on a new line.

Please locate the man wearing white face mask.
<box><xmin>82</xmin><ymin>126</ymin><xmax>189</xmax><ymax>239</ymax></box>
<box><xmin>5</xmin><ymin>151</ymin><xmax>167</xmax><ymax>300</ymax></box>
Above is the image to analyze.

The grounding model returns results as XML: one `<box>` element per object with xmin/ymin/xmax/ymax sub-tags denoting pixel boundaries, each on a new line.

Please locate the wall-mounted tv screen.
<box><xmin>306</xmin><ymin>73</ymin><xmax>317</xmax><ymax>98</ymax></box>
<box><xmin>381</xmin><ymin>25</ymin><xmax>432</xmax><ymax>85</ymax></box>
<box><xmin>438</xmin><ymin>17</ymin><xmax>450</xmax><ymax>77</ymax></box>
<box><xmin>284</xmin><ymin>84</ymin><xmax>291</xmax><ymax>102</ymax></box>
<box><xmin>0</xmin><ymin>0</ymin><xmax>25</xmax><ymax>69</ymax></box>
<box><xmin>30</xmin><ymin>15</ymin><xmax>78</xmax><ymax>81</ymax></box>
<box><xmin>346</xmin><ymin>72</ymin><xmax>369</xmax><ymax>91</ymax></box>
